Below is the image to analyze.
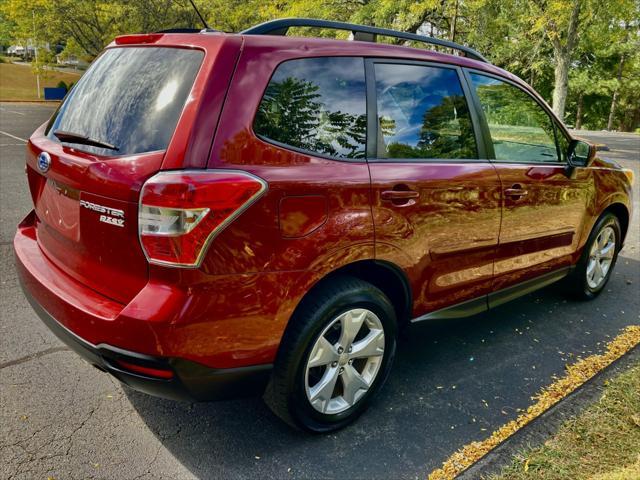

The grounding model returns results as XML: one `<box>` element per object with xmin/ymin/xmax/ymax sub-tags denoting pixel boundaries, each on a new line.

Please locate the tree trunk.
<box><xmin>550</xmin><ymin>0</ymin><xmax>581</xmax><ymax>120</ymax></box>
<box><xmin>450</xmin><ymin>0</ymin><xmax>459</xmax><ymax>42</ymax></box>
<box><xmin>607</xmin><ymin>53</ymin><xmax>625</xmax><ymax>131</ymax></box>
<box><xmin>552</xmin><ymin>51</ymin><xmax>571</xmax><ymax>120</ymax></box>
<box><xmin>575</xmin><ymin>93</ymin><xmax>584</xmax><ymax>129</ymax></box>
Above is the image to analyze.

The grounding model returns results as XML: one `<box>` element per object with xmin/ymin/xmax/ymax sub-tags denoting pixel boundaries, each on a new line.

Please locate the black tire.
<box><xmin>263</xmin><ymin>276</ymin><xmax>397</xmax><ymax>432</ymax></box>
<box><xmin>565</xmin><ymin>212</ymin><xmax>622</xmax><ymax>300</ymax></box>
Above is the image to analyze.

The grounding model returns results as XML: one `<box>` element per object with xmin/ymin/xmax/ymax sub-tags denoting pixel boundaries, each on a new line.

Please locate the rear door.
<box><xmin>367</xmin><ymin>60</ymin><xmax>502</xmax><ymax>316</ymax></box>
<box><xmin>25</xmin><ymin>43</ymin><xmax>222</xmax><ymax>304</ymax></box>
<box><xmin>465</xmin><ymin>71</ymin><xmax>591</xmax><ymax>298</ymax></box>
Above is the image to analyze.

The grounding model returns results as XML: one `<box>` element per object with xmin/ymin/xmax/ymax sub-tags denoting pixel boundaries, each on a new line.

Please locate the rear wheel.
<box><xmin>566</xmin><ymin>213</ymin><xmax>621</xmax><ymax>299</ymax></box>
<box><xmin>264</xmin><ymin>276</ymin><xmax>397</xmax><ymax>432</ymax></box>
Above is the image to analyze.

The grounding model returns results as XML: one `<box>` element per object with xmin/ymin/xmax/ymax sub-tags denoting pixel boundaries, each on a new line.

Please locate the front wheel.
<box><xmin>566</xmin><ymin>213</ymin><xmax>621</xmax><ymax>300</ymax></box>
<box><xmin>264</xmin><ymin>276</ymin><xmax>397</xmax><ymax>432</ymax></box>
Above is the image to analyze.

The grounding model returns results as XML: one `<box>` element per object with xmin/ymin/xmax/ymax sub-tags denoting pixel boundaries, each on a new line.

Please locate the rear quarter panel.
<box><xmin>206</xmin><ymin>39</ymin><xmax>375</xmax><ymax>279</ymax></box>
<box><xmin>190</xmin><ymin>38</ymin><xmax>375</xmax><ymax>365</ymax></box>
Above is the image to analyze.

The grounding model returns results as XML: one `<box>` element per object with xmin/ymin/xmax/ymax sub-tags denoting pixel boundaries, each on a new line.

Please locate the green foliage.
<box><xmin>0</xmin><ymin>0</ymin><xmax>637</xmax><ymax>130</ymax></box>
<box><xmin>254</xmin><ymin>76</ymin><xmax>366</xmax><ymax>158</ymax></box>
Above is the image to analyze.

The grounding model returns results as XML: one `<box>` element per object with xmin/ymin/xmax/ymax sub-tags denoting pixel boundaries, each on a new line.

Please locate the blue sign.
<box><xmin>44</xmin><ymin>87</ymin><xmax>67</xmax><ymax>101</ymax></box>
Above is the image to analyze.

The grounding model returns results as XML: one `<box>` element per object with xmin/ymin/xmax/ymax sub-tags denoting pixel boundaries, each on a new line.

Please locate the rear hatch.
<box><xmin>25</xmin><ymin>39</ymin><xmax>235</xmax><ymax>304</ymax></box>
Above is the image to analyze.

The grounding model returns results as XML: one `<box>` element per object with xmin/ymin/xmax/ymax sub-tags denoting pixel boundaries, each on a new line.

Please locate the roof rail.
<box><xmin>241</xmin><ymin>18</ymin><xmax>489</xmax><ymax>63</ymax></box>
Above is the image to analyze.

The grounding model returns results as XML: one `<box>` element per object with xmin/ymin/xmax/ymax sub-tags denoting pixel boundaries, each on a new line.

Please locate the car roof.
<box><xmin>241</xmin><ymin>34</ymin><xmax>520</xmax><ymax>82</ymax></box>
<box><xmin>108</xmin><ymin>31</ymin><xmax>533</xmax><ymax>105</ymax></box>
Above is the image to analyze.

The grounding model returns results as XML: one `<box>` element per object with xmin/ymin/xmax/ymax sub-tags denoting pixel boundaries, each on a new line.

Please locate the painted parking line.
<box><xmin>0</xmin><ymin>130</ymin><xmax>27</xmax><ymax>143</ymax></box>
<box><xmin>427</xmin><ymin>324</ymin><xmax>640</xmax><ymax>480</ymax></box>
<box><xmin>0</xmin><ymin>107</ymin><xmax>26</xmax><ymax>116</ymax></box>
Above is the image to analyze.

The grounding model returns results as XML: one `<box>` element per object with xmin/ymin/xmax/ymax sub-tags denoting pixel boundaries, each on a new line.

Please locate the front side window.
<box><xmin>254</xmin><ymin>57</ymin><xmax>367</xmax><ymax>159</ymax></box>
<box><xmin>46</xmin><ymin>47</ymin><xmax>204</xmax><ymax>156</ymax></box>
<box><xmin>374</xmin><ymin>63</ymin><xmax>477</xmax><ymax>159</ymax></box>
<box><xmin>469</xmin><ymin>73</ymin><xmax>559</xmax><ymax>162</ymax></box>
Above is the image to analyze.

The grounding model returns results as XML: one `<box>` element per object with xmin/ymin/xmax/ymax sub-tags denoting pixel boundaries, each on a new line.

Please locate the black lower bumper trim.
<box><xmin>22</xmin><ymin>286</ymin><xmax>272</xmax><ymax>402</ymax></box>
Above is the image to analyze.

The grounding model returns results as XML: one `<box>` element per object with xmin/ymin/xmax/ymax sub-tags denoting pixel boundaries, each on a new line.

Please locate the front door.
<box><xmin>466</xmin><ymin>72</ymin><xmax>591</xmax><ymax>297</ymax></box>
<box><xmin>367</xmin><ymin>61</ymin><xmax>502</xmax><ymax>317</ymax></box>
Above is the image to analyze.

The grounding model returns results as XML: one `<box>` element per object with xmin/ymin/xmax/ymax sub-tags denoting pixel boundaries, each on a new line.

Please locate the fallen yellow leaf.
<box><xmin>428</xmin><ymin>325</ymin><xmax>640</xmax><ymax>480</ymax></box>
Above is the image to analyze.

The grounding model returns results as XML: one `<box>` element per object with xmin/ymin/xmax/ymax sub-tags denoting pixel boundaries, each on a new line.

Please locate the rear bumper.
<box><xmin>21</xmin><ymin>289</ymin><xmax>271</xmax><ymax>400</ymax></box>
<box><xmin>14</xmin><ymin>211</ymin><xmax>272</xmax><ymax>401</ymax></box>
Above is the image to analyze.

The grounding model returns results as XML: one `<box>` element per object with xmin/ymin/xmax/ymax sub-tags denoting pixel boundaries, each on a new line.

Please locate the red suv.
<box><xmin>14</xmin><ymin>19</ymin><xmax>633</xmax><ymax>432</ymax></box>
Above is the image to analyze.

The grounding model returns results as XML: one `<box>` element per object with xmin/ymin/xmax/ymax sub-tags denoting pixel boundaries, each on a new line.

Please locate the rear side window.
<box><xmin>46</xmin><ymin>47</ymin><xmax>203</xmax><ymax>156</ymax></box>
<box><xmin>374</xmin><ymin>63</ymin><xmax>477</xmax><ymax>159</ymax></box>
<box><xmin>254</xmin><ymin>57</ymin><xmax>367</xmax><ymax>159</ymax></box>
<box><xmin>469</xmin><ymin>73</ymin><xmax>559</xmax><ymax>162</ymax></box>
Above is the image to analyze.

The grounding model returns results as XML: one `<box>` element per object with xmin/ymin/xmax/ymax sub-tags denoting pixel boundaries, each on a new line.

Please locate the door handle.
<box><xmin>505</xmin><ymin>184</ymin><xmax>528</xmax><ymax>200</ymax></box>
<box><xmin>381</xmin><ymin>190</ymin><xmax>419</xmax><ymax>201</ymax></box>
<box><xmin>381</xmin><ymin>187</ymin><xmax>419</xmax><ymax>206</ymax></box>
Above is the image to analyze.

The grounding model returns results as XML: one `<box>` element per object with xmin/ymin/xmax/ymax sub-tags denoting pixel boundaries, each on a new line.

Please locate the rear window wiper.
<box><xmin>53</xmin><ymin>130</ymin><xmax>119</xmax><ymax>151</ymax></box>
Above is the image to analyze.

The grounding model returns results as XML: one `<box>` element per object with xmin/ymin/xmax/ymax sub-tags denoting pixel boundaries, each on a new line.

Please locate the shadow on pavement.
<box><xmin>125</xmin><ymin>256</ymin><xmax>640</xmax><ymax>480</ymax></box>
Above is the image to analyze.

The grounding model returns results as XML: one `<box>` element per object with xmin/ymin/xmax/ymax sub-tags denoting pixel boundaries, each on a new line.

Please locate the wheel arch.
<box><xmin>601</xmin><ymin>202</ymin><xmax>630</xmax><ymax>245</ymax></box>
<box><xmin>288</xmin><ymin>260</ymin><xmax>413</xmax><ymax>330</ymax></box>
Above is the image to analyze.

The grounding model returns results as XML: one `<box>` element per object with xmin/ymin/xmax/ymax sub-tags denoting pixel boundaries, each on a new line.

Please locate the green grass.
<box><xmin>491</xmin><ymin>362</ymin><xmax>640</xmax><ymax>480</ymax></box>
<box><xmin>0</xmin><ymin>62</ymin><xmax>81</xmax><ymax>101</ymax></box>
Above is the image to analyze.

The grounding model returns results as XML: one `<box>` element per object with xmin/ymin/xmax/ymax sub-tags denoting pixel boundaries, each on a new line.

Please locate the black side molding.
<box><xmin>412</xmin><ymin>267</ymin><xmax>572</xmax><ymax>323</ymax></box>
<box><xmin>488</xmin><ymin>267</ymin><xmax>571</xmax><ymax>309</ymax></box>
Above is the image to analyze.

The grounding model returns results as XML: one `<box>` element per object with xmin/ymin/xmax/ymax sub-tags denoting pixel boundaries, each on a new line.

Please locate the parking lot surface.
<box><xmin>1</xmin><ymin>104</ymin><xmax>639</xmax><ymax>479</ymax></box>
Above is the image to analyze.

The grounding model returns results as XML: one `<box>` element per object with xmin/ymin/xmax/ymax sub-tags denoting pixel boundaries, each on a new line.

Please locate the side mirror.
<box><xmin>567</xmin><ymin>139</ymin><xmax>593</xmax><ymax>168</ymax></box>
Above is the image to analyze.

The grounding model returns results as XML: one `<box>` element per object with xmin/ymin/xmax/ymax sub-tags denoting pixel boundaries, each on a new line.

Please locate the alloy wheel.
<box><xmin>586</xmin><ymin>226</ymin><xmax>616</xmax><ymax>289</ymax></box>
<box><xmin>304</xmin><ymin>308</ymin><xmax>385</xmax><ymax>415</ymax></box>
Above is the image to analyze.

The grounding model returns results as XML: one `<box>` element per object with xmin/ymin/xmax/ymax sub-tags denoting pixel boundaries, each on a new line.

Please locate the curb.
<box><xmin>458</xmin><ymin>345</ymin><xmax>640</xmax><ymax>479</ymax></box>
<box><xmin>0</xmin><ymin>100</ymin><xmax>61</xmax><ymax>104</ymax></box>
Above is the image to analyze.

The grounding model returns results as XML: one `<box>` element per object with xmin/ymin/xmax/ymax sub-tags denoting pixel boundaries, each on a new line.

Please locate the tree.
<box><xmin>1</xmin><ymin>0</ymin><xmax>638</xmax><ymax>131</ymax></box>
<box><xmin>540</xmin><ymin>0</ymin><xmax>581</xmax><ymax>120</ymax></box>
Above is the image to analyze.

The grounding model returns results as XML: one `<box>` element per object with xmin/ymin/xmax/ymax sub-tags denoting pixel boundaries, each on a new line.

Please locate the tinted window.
<box><xmin>469</xmin><ymin>73</ymin><xmax>559</xmax><ymax>162</ymax></box>
<box><xmin>254</xmin><ymin>57</ymin><xmax>366</xmax><ymax>159</ymax></box>
<box><xmin>375</xmin><ymin>64</ymin><xmax>477</xmax><ymax>159</ymax></box>
<box><xmin>46</xmin><ymin>47</ymin><xmax>203</xmax><ymax>156</ymax></box>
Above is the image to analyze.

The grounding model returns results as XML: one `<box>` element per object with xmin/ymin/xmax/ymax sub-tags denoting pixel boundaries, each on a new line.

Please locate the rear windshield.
<box><xmin>45</xmin><ymin>47</ymin><xmax>203</xmax><ymax>156</ymax></box>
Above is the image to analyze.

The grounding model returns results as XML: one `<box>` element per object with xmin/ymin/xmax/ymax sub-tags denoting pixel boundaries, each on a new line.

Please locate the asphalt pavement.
<box><xmin>1</xmin><ymin>104</ymin><xmax>639</xmax><ymax>480</ymax></box>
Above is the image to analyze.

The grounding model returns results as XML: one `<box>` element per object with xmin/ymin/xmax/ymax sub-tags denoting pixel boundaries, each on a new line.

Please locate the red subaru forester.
<box><xmin>14</xmin><ymin>19</ymin><xmax>633</xmax><ymax>432</ymax></box>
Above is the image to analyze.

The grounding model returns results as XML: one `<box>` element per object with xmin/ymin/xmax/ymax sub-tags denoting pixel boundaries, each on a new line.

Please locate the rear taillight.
<box><xmin>139</xmin><ymin>170</ymin><xmax>267</xmax><ymax>267</ymax></box>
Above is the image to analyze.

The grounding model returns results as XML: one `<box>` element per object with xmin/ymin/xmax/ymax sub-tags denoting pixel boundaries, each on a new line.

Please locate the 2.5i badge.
<box><xmin>80</xmin><ymin>200</ymin><xmax>125</xmax><ymax>228</ymax></box>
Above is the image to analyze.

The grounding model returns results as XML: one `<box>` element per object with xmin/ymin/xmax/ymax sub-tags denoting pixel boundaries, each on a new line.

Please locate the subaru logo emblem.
<box><xmin>37</xmin><ymin>152</ymin><xmax>51</xmax><ymax>173</ymax></box>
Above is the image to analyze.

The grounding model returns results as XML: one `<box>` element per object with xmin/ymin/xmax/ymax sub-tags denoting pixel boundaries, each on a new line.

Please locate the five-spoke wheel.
<box><xmin>586</xmin><ymin>226</ymin><xmax>616</xmax><ymax>289</ymax></box>
<box><xmin>566</xmin><ymin>212</ymin><xmax>621</xmax><ymax>299</ymax></box>
<box><xmin>264</xmin><ymin>276</ymin><xmax>397</xmax><ymax>432</ymax></box>
<box><xmin>305</xmin><ymin>308</ymin><xmax>385</xmax><ymax>414</ymax></box>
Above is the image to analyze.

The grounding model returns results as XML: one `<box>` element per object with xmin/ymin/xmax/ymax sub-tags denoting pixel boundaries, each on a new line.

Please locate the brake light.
<box><xmin>139</xmin><ymin>170</ymin><xmax>267</xmax><ymax>267</ymax></box>
<box><xmin>115</xmin><ymin>33</ymin><xmax>163</xmax><ymax>45</ymax></box>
